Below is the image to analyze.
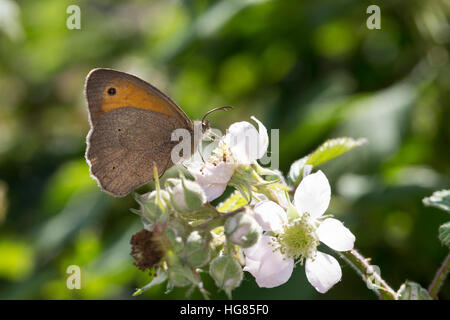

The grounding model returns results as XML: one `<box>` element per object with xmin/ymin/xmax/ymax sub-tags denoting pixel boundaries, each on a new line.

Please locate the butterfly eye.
<box><xmin>107</xmin><ymin>87</ymin><xmax>116</xmax><ymax>95</ymax></box>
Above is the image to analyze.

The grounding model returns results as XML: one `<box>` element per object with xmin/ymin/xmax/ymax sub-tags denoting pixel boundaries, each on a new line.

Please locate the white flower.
<box><xmin>188</xmin><ymin>161</ymin><xmax>234</xmax><ymax>202</ymax></box>
<box><xmin>188</xmin><ymin>116</ymin><xmax>268</xmax><ymax>201</ymax></box>
<box><xmin>244</xmin><ymin>170</ymin><xmax>355</xmax><ymax>293</ymax></box>
<box><xmin>244</xmin><ymin>235</ymin><xmax>294</xmax><ymax>288</ymax></box>
<box><xmin>223</xmin><ymin>116</ymin><xmax>268</xmax><ymax>164</ymax></box>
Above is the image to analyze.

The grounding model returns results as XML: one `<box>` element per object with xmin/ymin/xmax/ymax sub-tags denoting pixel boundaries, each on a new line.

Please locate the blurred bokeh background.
<box><xmin>0</xmin><ymin>0</ymin><xmax>449</xmax><ymax>299</ymax></box>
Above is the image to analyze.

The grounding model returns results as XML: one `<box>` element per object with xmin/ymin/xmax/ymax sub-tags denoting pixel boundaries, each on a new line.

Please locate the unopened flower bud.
<box><xmin>166</xmin><ymin>251</ymin><xmax>198</xmax><ymax>288</ymax></box>
<box><xmin>168</xmin><ymin>266</ymin><xmax>192</xmax><ymax>288</ymax></box>
<box><xmin>225</xmin><ymin>210</ymin><xmax>262</xmax><ymax>248</ymax></box>
<box><xmin>165</xmin><ymin>227</ymin><xmax>184</xmax><ymax>253</ymax></box>
<box><xmin>183</xmin><ymin>231</ymin><xmax>212</xmax><ymax>268</ymax></box>
<box><xmin>135</xmin><ymin>189</ymin><xmax>170</xmax><ymax>226</ymax></box>
<box><xmin>168</xmin><ymin>176</ymin><xmax>206</xmax><ymax>214</ymax></box>
<box><xmin>209</xmin><ymin>256</ymin><xmax>243</xmax><ymax>297</ymax></box>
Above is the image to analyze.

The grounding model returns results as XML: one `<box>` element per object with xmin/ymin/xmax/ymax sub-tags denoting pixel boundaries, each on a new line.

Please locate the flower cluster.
<box><xmin>130</xmin><ymin>116</ymin><xmax>356</xmax><ymax>298</ymax></box>
<box><xmin>246</xmin><ymin>171</ymin><xmax>355</xmax><ymax>292</ymax></box>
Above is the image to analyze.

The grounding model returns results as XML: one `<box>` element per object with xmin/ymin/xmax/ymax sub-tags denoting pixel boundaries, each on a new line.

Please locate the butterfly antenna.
<box><xmin>201</xmin><ymin>106</ymin><xmax>233</xmax><ymax>124</ymax></box>
<box><xmin>197</xmin><ymin>106</ymin><xmax>232</xmax><ymax>161</ymax></box>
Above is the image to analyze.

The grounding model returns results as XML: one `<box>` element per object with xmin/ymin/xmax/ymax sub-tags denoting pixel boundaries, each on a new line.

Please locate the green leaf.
<box><xmin>288</xmin><ymin>137</ymin><xmax>367</xmax><ymax>185</ymax></box>
<box><xmin>306</xmin><ymin>137</ymin><xmax>368</xmax><ymax>167</ymax></box>
<box><xmin>287</xmin><ymin>156</ymin><xmax>308</xmax><ymax>185</ymax></box>
<box><xmin>217</xmin><ymin>190</ymin><xmax>248</xmax><ymax>213</ymax></box>
<box><xmin>439</xmin><ymin>222</ymin><xmax>450</xmax><ymax>247</ymax></box>
<box><xmin>397</xmin><ymin>281</ymin><xmax>433</xmax><ymax>300</ymax></box>
<box><xmin>423</xmin><ymin>190</ymin><xmax>450</xmax><ymax>213</ymax></box>
<box><xmin>132</xmin><ymin>269</ymin><xmax>167</xmax><ymax>296</ymax></box>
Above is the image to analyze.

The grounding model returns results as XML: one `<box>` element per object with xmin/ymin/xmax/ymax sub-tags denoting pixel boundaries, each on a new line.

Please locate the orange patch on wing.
<box><xmin>100</xmin><ymin>79</ymin><xmax>177</xmax><ymax>118</ymax></box>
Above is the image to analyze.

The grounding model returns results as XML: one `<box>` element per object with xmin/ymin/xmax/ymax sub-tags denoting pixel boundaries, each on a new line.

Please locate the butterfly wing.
<box><xmin>85</xmin><ymin>68</ymin><xmax>193</xmax><ymax>197</ymax></box>
<box><xmin>85</xmin><ymin>68</ymin><xmax>192</xmax><ymax>126</ymax></box>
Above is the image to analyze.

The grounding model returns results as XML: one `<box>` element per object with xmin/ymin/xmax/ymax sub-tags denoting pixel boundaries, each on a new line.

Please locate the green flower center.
<box><xmin>275</xmin><ymin>213</ymin><xmax>319</xmax><ymax>264</ymax></box>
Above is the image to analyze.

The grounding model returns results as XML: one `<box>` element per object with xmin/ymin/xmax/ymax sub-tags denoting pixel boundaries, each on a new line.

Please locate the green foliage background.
<box><xmin>0</xmin><ymin>0</ymin><xmax>449</xmax><ymax>299</ymax></box>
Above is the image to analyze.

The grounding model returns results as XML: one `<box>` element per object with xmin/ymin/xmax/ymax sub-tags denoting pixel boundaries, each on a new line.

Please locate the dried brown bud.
<box><xmin>130</xmin><ymin>229</ymin><xmax>164</xmax><ymax>272</ymax></box>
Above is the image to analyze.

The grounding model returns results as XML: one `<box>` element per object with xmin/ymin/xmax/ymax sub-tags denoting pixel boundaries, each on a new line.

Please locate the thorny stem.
<box><xmin>428</xmin><ymin>253</ymin><xmax>450</xmax><ymax>299</ymax></box>
<box><xmin>205</xmin><ymin>202</ymin><xmax>221</xmax><ymax>217</ymax></box>
<box><xmin>192</xmin><ymin>269</ymin><xmax>211</xmax><ymax>300</ymax></box>
<box><xmin>339</xmin><ymin>249</ymin><xmax>397</xmax><ymax>300</ymax></box>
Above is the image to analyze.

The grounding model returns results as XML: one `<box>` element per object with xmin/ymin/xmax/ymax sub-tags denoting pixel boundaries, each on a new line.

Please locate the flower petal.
<box><xmin>317</xmin><ymin>218</ymin><xmax>355</xmax><ymax>252</ymax></box>
<box><xmin>244</xmin><ymin>234</ymin><xmax>272</xmax><ymax>261</ymax></box>
<box><xmin>203</xmin><ymin>184</ymin><xmax>228</xmax><ymax>202</ymax></box>
<box><xmin>253</xmin><ymin>201</ymin><xmax>287</xmax><ymax>232</ymax></box>
<box><xmin>250</xmin><ymin>116</ymin><xmax>269</xmax><ymax>160</ymax></box>
<box><xmin>294</xmin><ymin>170</ymin><xmax>331</xmax><ymax>219</ymax></box>
<box><xmin>224</xmin><ymin>117</ymin><xmax>268</xmax><ymax>164</ymax></box>
<box><xmin>244</xmin><ymin>236</ymin><xmax>294</xmax><ymax>288</ymax></box>
<box><xmin>188</xmin><ymin>161</ymin><xmax>235</xmax><ymax>201</ymax></box>
<box><xmin>305</xmin><ymin>251</ymin><xmax>342</xmax><ymax>293</ymax></box>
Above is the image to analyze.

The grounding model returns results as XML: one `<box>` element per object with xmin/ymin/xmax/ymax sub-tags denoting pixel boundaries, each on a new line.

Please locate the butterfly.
<box><xmin>84</xmin><ymin>68</ymin><xmax>230</xmax><ymax>197</ymax></box>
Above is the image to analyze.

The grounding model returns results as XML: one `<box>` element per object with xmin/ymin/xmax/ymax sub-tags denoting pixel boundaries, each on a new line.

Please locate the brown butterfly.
<box><xmin>84</xmin><ymin>68</ymin><xmax>230</xmax><ymax>197</ymax></box>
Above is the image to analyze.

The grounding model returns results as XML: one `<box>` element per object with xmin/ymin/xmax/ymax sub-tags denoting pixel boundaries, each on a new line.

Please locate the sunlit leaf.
<box><xmin>423</xmin><ymin>190</ymin><xmax>450</xmax><ymax>213</ymax></box>
<box><xmin>307</xmin><ymin>137</ymin><xmax>368</xmax><ymax>167</ymax></box>
<box><xmin>287</xmin><ymin>156</ymin><xmax>308</xmax><ymax>185</ymax></box>
<box><xmin>217</xmin><ymin>190</ymin><xmax>248</xmax><ymax>213</ymax></box>
<box><xmin>438</xmin><ymin>222</ymin><xmax>450</xmax><ymax>247</ymax></box>
<box><xmin>288</xmin><ymin>137</ymin><xmax>367</xmax><ymax>185</ymax></box>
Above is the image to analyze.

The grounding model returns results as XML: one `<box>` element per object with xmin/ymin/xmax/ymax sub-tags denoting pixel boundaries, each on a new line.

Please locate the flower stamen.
<box><xmin>275</xmin><ymin>213</ymin><xmax>319</xmax><ymax>264</ymax></box>
<box><xmin>209</xmin><ymin>140</ymin><xmax>234</xmax><ymax>165</ymax></box>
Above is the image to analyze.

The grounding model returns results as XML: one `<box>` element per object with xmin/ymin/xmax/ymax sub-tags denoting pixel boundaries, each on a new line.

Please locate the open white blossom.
<box><xmin>188</xmin><ymin>116</ymin><xmax>268</xmax><ymax>201</ymax></box>
<box><xmin>188</xmin><ymin>161</ymin><xmax>234</xmax><ymax>202</ymax></box>
<box><xmin>223</xmin><ymin>116</ymin><xmax>269</xmax><ymax>165</ymax></box>
<box><xmin>244</xmin><ymin>170</ymin><xmax>355</xmax><ymax>293</ymax></box>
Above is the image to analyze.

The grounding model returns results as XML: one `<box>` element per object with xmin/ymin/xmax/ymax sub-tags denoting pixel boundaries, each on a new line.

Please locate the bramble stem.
<box><xmin>428</xmin><ymin>253</ymin><xmax>450</xmax><ymax>299</ymax></box>
<box><xmin>197</xmin><ymin>205</ymin><xmax>247</xmax><ymax>230</ymax></box>
<box><xmin>338</xmin><ymin>249</ymin><xmax>397</xmax><ymax>300</ymax></box>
